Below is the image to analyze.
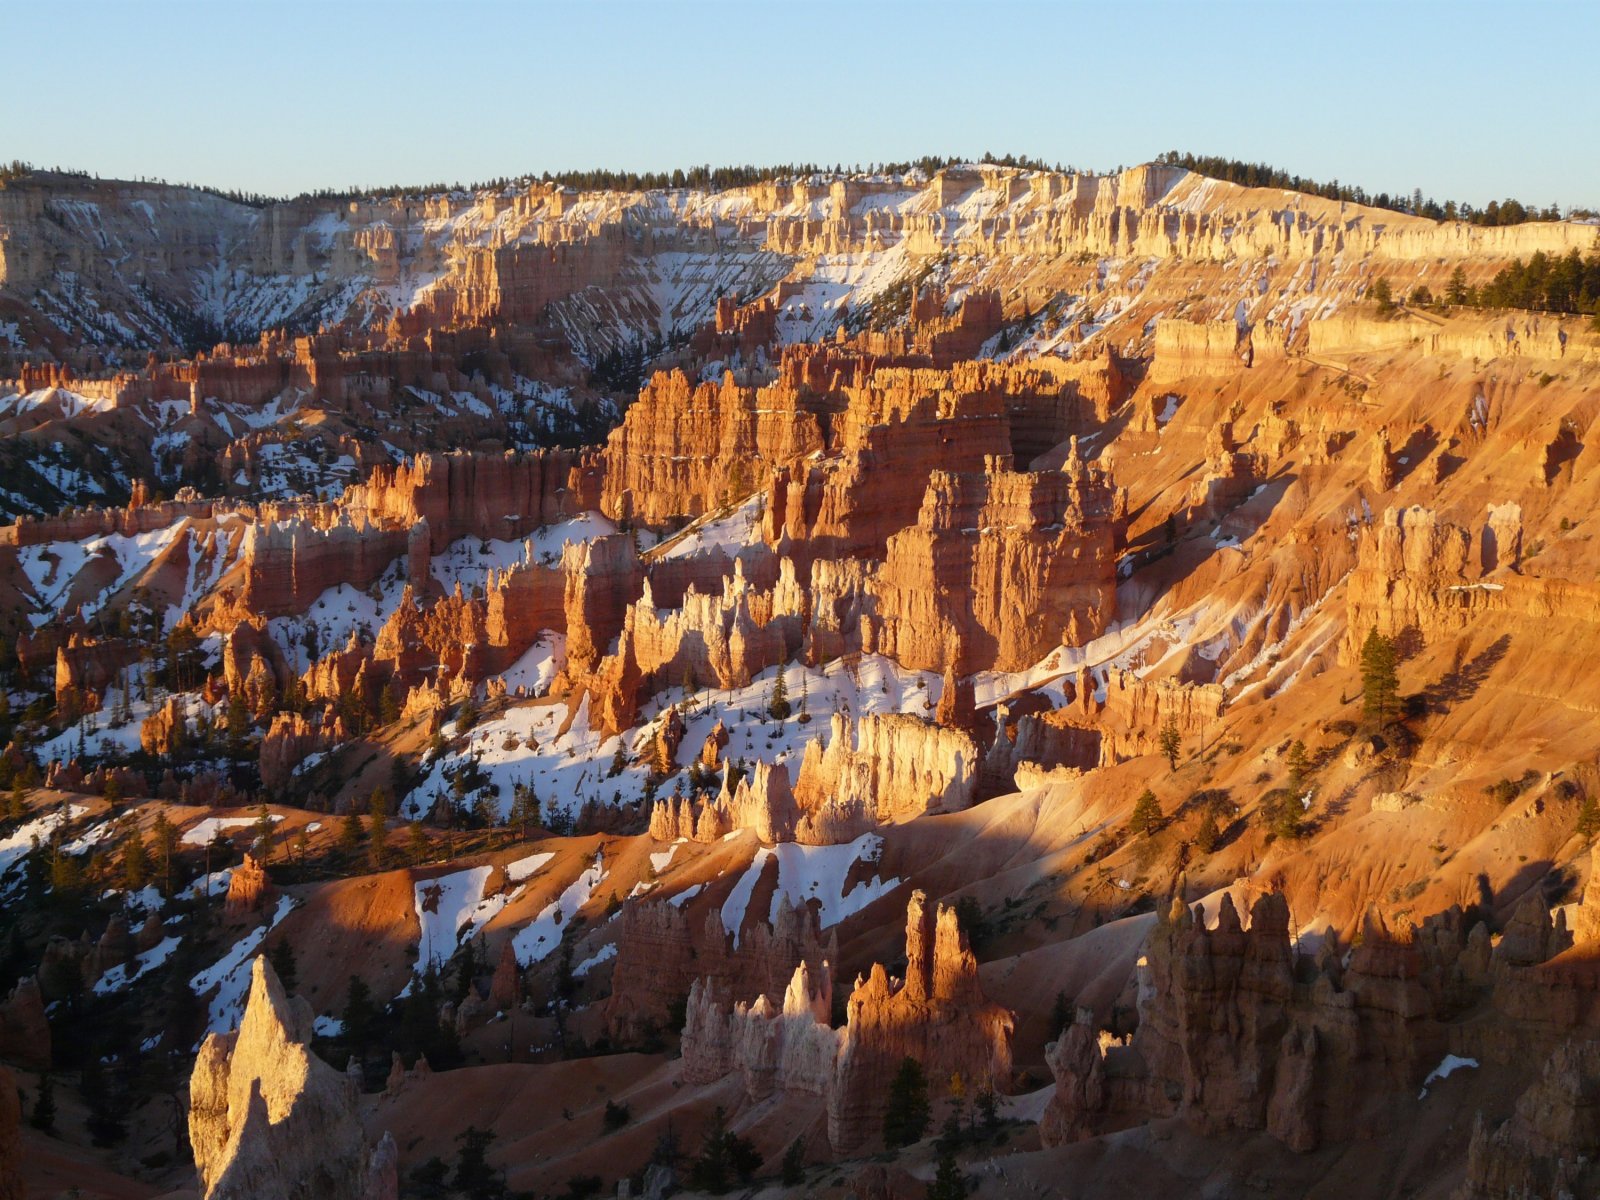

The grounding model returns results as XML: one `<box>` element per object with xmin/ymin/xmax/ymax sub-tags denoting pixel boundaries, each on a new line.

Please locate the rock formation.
<box><xmin>0</xmin><ymin>977</ymin><xmax>51</xmax><ymax>1072</ymax></box>
<box><xmin>604</xmin><ymin>894</ymin><xmax>834</xmax><ymax>1045</ymax></box>
<box><xmin>224</xmin><ymin>853</ymin><xmax>276</xmax><ymax>920</ymax></box>
<box><xmin>0</xmin><ymin>1063</ymin><xmax>19</xmax><ymax>1200</ymax></box>
<box><xmin>792</xmin><ymin>713</ymin><xmax>978</xmax><ymax>839</ymax></box>
<box><xmin>679</xmin><ymin>890</ymin><xmax>1013</xmax><ymax>1155</ymax></box>
<box><xmin>869</xmin><ymin>446</ymin><xmax>1123</xmax><ymax>673</ymax></box>
<box><xmin>189</xmin><ymin>955</ymin><xmax>396</xmax><ymax>1200</ymax></box>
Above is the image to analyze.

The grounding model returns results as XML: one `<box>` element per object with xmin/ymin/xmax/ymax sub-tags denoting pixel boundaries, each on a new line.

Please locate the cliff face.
<box><xmin>793</xmin><ymin>712</ymin><xmax>979</xmax><ymax>837</ymax></box>
<box><xmin>868</xmin><ymin>444</ymin><xmax>1123</xmax><ymax>673</ymax></box>
<box><xmin>1042</xmin><ymin>876</ymin><xmax>1600</xmax><ymax>1159</ymax></box>
<box><xmin>1459</xmin><ymin>1039</ymin><xmax>1600</xmax><ymax>1200</ymax></box>
<box><xmin>0</xmin><ymin>1063</ymin><xmax>19</xmax><ymax>1200</ymax></box>
<box><xmin>188</xmin><ymin>956</ymin><xmax>396</xmax><ymax>1200</ymax></box>
<box><xmin>604</xmin><ymin>894</ymin><xmax>834</xmax><ymax>1045</ymax></box>
<box><xmin>599</xmin><ymin>369</ymin><xmax>827</xmax><ymax>525</ymax></box>
<box><xmin>678</xmin><ymin>890</ymin><xmax>1013</xmax><ymax>1156</ymax></box>
<box><xmin>10</xmin><ymin>163</ymin><xmax>1587</xmax><ymax>371</ymax></box>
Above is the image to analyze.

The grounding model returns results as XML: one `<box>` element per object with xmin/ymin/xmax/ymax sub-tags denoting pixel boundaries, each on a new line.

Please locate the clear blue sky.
<box><xmin>4</xmin><ymin>0</ymin><xmax>1596</xmax><ymax>209</ymax></box>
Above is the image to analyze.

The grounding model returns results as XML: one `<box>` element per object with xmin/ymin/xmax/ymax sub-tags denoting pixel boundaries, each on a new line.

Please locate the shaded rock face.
<box><xmin>224</xmin><ymin>853</ymin><xmax>276</xmax><ymax>920</ymax></box>
<box><xmin>1040</xmin><ymin>892</ymin><xmax>1440</xmax><ymax>1152</ymax></box>
<box><xmin>0</xmin><ymin>977</ymin><xmax>52</xmax><ymax>1071</ymax></box>
<box><xmin>259</xmin><ymin>712</ymin><xmax>338</xmax><ymax>791</ymax></box>
<box><xmin>603</xmin><ymin>895</ymin><xmax>834</xmax><ymax>1046</ymax></box>
<box><xmin>827</xmin><ymin>892</ymin><xmax>1014</xmax><ymax>1153</ymax></box>
<box><xmin>677</xmin><ymin>890</ymin><xmax>1013</xmax><ymax>1156</ymax></box>
<box><xmin>188</xmin><ymin>956</ymin><xmax>396</xmax><ymax>1200</ymax></box>
<box><xmin>0</xmin><ymin>1063</ymin><xmax>20</xmax><ymax>1200</ymax></box>
<box><xmin>1459</xmin><ymin>1039</ymin><xmax>1600</xmax><ymax>1200</ymax></box>
<box><xmin>1040</xmin><ymin>878</ymin><xmax>1600</xmax><ymax>1158</ymax></box>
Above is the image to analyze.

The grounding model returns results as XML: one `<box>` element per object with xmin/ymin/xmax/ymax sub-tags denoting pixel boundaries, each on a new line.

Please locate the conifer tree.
<box><xmin>270</xmin><ymin>939</ymin><xmax>298</xmax><ymax>993</ymax></box>
<box><xmin>30</xmin><ymin>1073</ymin><xmax>55</xmax><ymax>1132</ymax></box>
<box><xmin>151</xmin><ymin>811</ymin><xmax>178</xmax><ymax>894</ymax></box>
<box><xmin>407</xmin><ymin>820</ymin><xmax>429</xmax><ymax>865</ymax></box>
<box><xmin>121</xmin><ymin>827</ymin><xmax>150</xmax><ymax>890</ymax></box>
<box><xmin>1158</xmin><ymin>718</ymin><xmax>1181</xmax><ymax>771</ymax></box>
<box><xmin>883</xmin><ymin>1057</ymin><xmax>931</xmax><ymax>1148</ymax></box>
<box><xmin>767</xmin><ymin>670</ymin><xmax>791</xmax><ymax>720</ymax></box>
<box><xmin>1577</xmin><ymin>793</ymin><xmax>1600</xmax><ymax>841</ymax></box>
<box><xmin>339</xmin><ymin>810</ymin><xmax>365</xmax><ymax>858</ymax></box>
<box><xmin>1129</xmin><ymin>789</ymin><xmax>1162</xmax><ymax>836</ymax></box>
<box><xmin>1359</xmin><ymin>628</ymin><xmax>1400</xmax><ymax>725</ymax></box>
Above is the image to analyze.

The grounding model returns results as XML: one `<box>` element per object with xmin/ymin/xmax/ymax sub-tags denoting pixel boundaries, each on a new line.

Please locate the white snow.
<box><xmin>667</xmin><ymin>884</ymin><xmax>703</xmax><ymax>907</ymax></box>
<box><xmin>190</xmin><ymin>895</ymin><xmax>298</xmax><ymax>1035</ymax></box>
<box><xmin>402</xmin><ymin>655</ymin><xmax>938</xmax><ymax>825</ymax></box>
<box><xmin>0</xmin><ymin>804</ymin><xmax>89</xmax><ymax>881</ymax></box>
<box><xmin>181</xmin><ymin>814</ymin><xmax>282</xmax><ymax>847</ymax></box>
<box><xmin>506</xmin><ymin>851</ymin><xmax>556</xmax><ymax>884</ymax></box>
<box><xmin>1418</xmin><ymin>1054</ymin><xmax>1479</xmax><ymax>1099</ymax></box>
<box><xmin>414</xmin><ymin>865</ymin><xmax>496</xmax><ymax>969</ymax></box>
<box><xmin>94</xmin><ymin>935</ymin><xmax>181</xmax><ymax>995</ymax></box>
<box><xmin>499</xmin><ymin>632</ymin><xmax>566</xmax><ymax>697</ymax></box>
<box><xmin>181</xmin><ymin>869</ymin><xmax>233</xmax><ymax>900</ymax></box>
<box><xmin>654</xmin><ymin>493</ymin><xmax>766</xmax><ymax>560</ymax></box>
<box><xmin>573</xmin><ymin>943</ymin><xmax>618</xmax><ymax>977</ymax></box>
<box><xmin>720</xmin><ymin>833</ymin><xmax>897</xmax><ymax>947</ymax></box>
<box><xmin>511</xmin><ymin>852</ymin><xmax>606</xmax><ymax>965</ymax></box>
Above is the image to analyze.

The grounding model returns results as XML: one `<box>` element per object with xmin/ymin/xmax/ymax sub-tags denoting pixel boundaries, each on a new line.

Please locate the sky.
<box><xmin>4</xmin><ymin>0</ymin><xmax>1597</xmax><ymax>209</ymax></box>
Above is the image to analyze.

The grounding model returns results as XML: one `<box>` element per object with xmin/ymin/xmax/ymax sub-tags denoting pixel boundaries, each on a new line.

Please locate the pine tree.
<box><xmin>407</xmin><ymin>820</ymin><xmax>429</xmax><ymax>865</ymax></box>
<box><xmin>343</xmin><ymin>976</ymin><xmax>378</xmax><ymax>1056</ymax></box>
<box><xmin>151</xmin><ymin>811</ymin><xmax>178</xmax><ymax>894</ymax></box>
<box><xmin>883</xmin><ymin>1056</ymin><xmax>931</xmax><ymax>1148</ymax></box>
<box><xmin>1577</xmin><ymin>793</ymin><xmax>1600</xmax><ymax>841</ymax></box>
<box><xmin>1194</xmin><ymin>810</ymin><xmax>1220</xmax><ymax>853</ymax></box>
<box><xmin>368</xmin><ymin>788</ymin><xmax>390</xmax><ymax>868</ymax></box>
<box><xmin>976</xmin><ymin>1087</ymin><xmax>1000</xmax><ymax>1134</ymax></box>
<box><xmin>30</xmin><ymin>1073</ymin><xmax>55</xmax><ymax>1132</ymax></box>
<box><xmin>1050</xmin><ymin>990</ymin><xmax>1073</xmax><ymax>1037</ymax></box>
<box><xmin>1286</xmin><ymin>740</ymin><xmax>1311</xmax><ymax>793</ymax></box>
<box><xmin>1371</xmin><ymin>276</ymin><xmax>1395</xmax><ymax>314</ymax></box>
<box><xmin>226</xmin><ymin>693</ymin><xmax>250</xmax><ymax>753</ymax></box>
<box><xmin>252</xmin><ymin>804</ymin><xmax>276</xmax><ymax>860</ymax></box>
<box><xmin>1158</xmin><ymin>718</ymin><xmax>1181</xmax><ymax>771</ymax></box>
<box><xmin>767</xmin><ymin>670</ymin><xmax>791</xmax><ymax>720</ymax></box>
<box><xmin>121</xmin><ymin>828</ymin><xmax>150</xmax><ymax>890</ymax></box>
<box><xmin>339</xmin><ymin>810</ymin><xmax>365</xmax><ymax>858</ymax></box>
<box><xmin>451</xmin><ymin>1126</ymin><xmax>499</xmax><ymax>1200</ymax></box>
<box><xmin>780</xmin><ymin>1136</ymin><xmax>806</xmax><ymax>1186</ymax></box>
<box><xmin>928</xmin><ymin>1144</ymin><xmax>968</xmax><ymax>1200</ymax></box>
<box><xmin>1129</xmin><ymin>789</ymin><xmax>1162</xmax><ymax>836</ymax></box>
<box><xmin>1359</xmin><ymin>628</ymin><xmax>1400</xmax><ymax>726</ymax></box>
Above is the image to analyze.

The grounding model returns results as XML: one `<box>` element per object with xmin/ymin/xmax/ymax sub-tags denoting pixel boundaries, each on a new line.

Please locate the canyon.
<box><xmin>2</xmin><ymin>158</ymin><xmax>1600</xmax><ymax>1200</ymax></box>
